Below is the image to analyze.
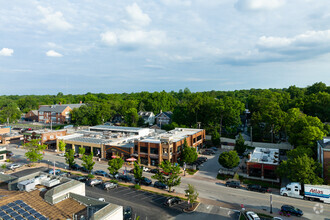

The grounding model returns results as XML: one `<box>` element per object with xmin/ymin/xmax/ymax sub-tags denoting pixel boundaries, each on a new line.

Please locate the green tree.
<box><xmin>0</xmin><ymin>102</ymin><xmax>21</xmax><ymax>123</ymax></box>
<box><xmin>108</xmin><ymin>158</ymin><xmax>124</xmax><ymax>176</ymax></box>
<box><xmin>277</xmin><ymin>153</ymin><xmax>323</xmax><ymax>184</ymax></box>
<box><xmin>151</xmin><ymin>160</ymin><xmax>181</xmax><ymax>192</ymax></box>
<box><xmin>24</xmin><ymin>139</ymin><xmax>47</xmax><ymax>164</ymax></box>
<box><xmin>235</xmin><ymin>133</ymin><xmax>246</xmax><ymax>156</ymax></box>
<box><xmin>218</xmin><ymin>151</ymin><xmax>240</xmax><ymax>169</ymax></box>
<box><xmin>82</xmin><ymin>153</ymin><xmax>95</xmax><ymax>175</ymax></box>
<box><xmin>133</xmin><ymin>162</ymin><xmax>143</xmax><ymax>183</ymax></box>
<box><xmin>65</xmin><ymin>149</ymin><xmax>76</xmax><ymax>169</ymax></box>
<box><xmin>58</xmin><ymin>140</ymin><xmax>66</xmax><ymax>152</ymax></box>
<box><xmin>185</xmin><ymin>184</ymin><xmax>199</xmax><ymax>207</ymax></box>
<box><xmin>124</xmin><ymin>108</ymin><xmax>139</xmax><ymax>127</ymax></box>
<box><xmin>78</xmin><ymin>146</ymin><xmax>85</xmax><ymax>156</ymax></box>
<box><xmin>181</xmin><ymin>139</ymin><xmax>198</xmax><ymax>164</ymax></box>
<box><xmin>211</xmin><ymin>129</ymin><xmax>220</xmax><ymax>146</ymax></box>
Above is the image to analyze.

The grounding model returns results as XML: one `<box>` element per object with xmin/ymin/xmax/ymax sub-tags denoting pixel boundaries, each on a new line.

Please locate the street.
<box><xmin>7</xmin><ymin>145</ymin><xmax>330</xmax><ymax>220</ymax></box>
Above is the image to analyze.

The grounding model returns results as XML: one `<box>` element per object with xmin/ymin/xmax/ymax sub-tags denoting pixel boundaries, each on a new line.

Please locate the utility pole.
<box><xmin>250</xmin><ymin>126</ymin><xmax>253</xmax><ymax>147</ymax></box>
<box><xmin>270</xmin><ymin>193</ymin><xmax>273</xmax><ymax>214</ymax></box>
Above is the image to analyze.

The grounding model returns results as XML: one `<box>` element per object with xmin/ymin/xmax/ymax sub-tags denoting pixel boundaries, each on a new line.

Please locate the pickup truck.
<box><xmin>247</xmin><ymin>184</ymin><xmax>270</xmax><ymax>193</ymax></box>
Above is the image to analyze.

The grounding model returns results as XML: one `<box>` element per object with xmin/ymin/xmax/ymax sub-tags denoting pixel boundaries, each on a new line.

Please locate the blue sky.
<box><xmin>0</xmin><ymin>0</ymin><xmax>330</xmax><ymax>95</ymax></box>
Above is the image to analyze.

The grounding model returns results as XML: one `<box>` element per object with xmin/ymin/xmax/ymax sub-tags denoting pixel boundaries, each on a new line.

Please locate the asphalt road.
<box><xmin>7</xmin><ymin>145</ymin><xmax>330</xmax><ymax>220</ymax></box>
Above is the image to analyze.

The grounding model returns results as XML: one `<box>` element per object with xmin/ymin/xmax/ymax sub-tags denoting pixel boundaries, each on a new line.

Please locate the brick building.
<box><xmin>24</xmin><ymin>129</ymin><xmax>67</xmax><ymax>150</ymax></box>
<box><xmin>38</xmin><ymin>103</ymin><xmax>84</xmax><ymax>124</ymax></box>
<box><xmin>317</xmin><ymin>137</ymin><xmax>330</xmax><ymax>184</ymax></box>
<box><xmin>24</xmin><ymin>110</ymin><xmax>38</xmax><ymax>122</ymax></box>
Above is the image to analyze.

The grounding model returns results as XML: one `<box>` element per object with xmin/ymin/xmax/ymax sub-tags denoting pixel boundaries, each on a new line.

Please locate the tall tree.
<box><xmin>58</xmin><ymin>140</ymin><xmax>66</xmax><ymax>152</ymax></box>
<box><xmin>0</xmin><ymin>102</ymin><xmax>21</xmax><ymax>123</ymax></box>
<box><xmin>185</xmin><ymin>184</ymin><xmax>199</xmax><ymax>207</ymax></box>
<box><xmin>82</xmin><ymin>153</ymin><xmax>95</xmax><ymax>175</ymax></box>
<box><xmin>108</xmin><ymin>158</ymin><xmax>124</xmax><ymax>176</ymax></box>
<box><xmin>24</xmin><ymin>139</ymin><xmax>47</xmax><ymax>164</ymax></box>
<box><xmin>65</xmin><ymin>149</ymin><xmax>76</xmax><ymax>169</ymax></box>
<box><xmin>133</xmin><ymin>162</ymin><xmax>143</xmax><ymax>183</ymax></box>
<box><xmin>181</xmin><ymin>139</ymin><xmax>198</xmax><ymax>164</ymax></box>
<box><xmin>235</xmin><ymin>133</ymin><xmax>246</xmax><ymax>156</ymax></box>
<box><xmin>151</xmin><ymin>160</ymin><xmax>181</xmax><ymax>192</ymax></box>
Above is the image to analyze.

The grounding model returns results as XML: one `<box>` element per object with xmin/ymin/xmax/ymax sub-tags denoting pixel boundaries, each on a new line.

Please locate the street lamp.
<box><xmin>270</xmin><ymin>193</ymin><xmax>273</xmax><ymax>214</ymax></box>
<box><xmin>183</xmin><ymin>162</ymin><xmax>186</xmax><ymax>176</ymax></box>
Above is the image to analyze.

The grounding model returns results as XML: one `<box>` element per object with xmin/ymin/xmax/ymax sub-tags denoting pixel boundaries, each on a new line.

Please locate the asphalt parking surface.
<box><xmin>85</xmin><ymin>184</ymin><xmax>188</xmax><ymax>220</ymax></box>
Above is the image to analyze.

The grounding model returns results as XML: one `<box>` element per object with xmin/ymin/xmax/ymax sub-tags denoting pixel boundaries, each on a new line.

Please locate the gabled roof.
<box><xmin>38</xmin><ymin>103</ymin><xmax>84</xmax><ymax>113</ymax></box>
<box><xmin>155</xmin><ymin>111</ymin><xmax>173</xmax><ymax>119</ymax></box>
<box><xmin>318</xmin><ymin>137</ymin><xmax>330</xmax><ymax>149</ymax></box>
<box><xmin>138</xmin><ymin>111</ymin><xmax>154</xmax><ymax>117</ymax></box>
<box><xmin>31</xmin><ymin>110</ymin><xmax>38</xmax><ymax>115</ymax></box>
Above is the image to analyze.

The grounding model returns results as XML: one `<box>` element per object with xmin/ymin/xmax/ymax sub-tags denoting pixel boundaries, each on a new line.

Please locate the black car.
<box><xmin>204</xmin><ymin>149</ymin><xmax>216</xmax><ymax>154</ymax></box>
<box><xmin>164</xmin><ymin>197</ymin><xmax>182</xmax><ymax>207</ymax></box>
<box><xmin>135</xmin><ymin>177</ymin><xmax>152</xmax><ymax>186</ymax></box>
<box><xmin>197</xmin><ymin>157</ymin><xmax>207</xmax><ymax>162</ymax></box>
<box><xmin>80</xmin><ymin>167</ymin><xmax>90</xmax><ymax>173</ymax></box>
<box><xmin>281</xmin><ymin>205</ymin><xmax>303</xmax><ymax>217</ymax></box>
<box><xmin>225</xmin><ymin>180</ymin><xmax>240</xmax><ymax>188</ymax></box>
<box><xmin>123</xmin><ymin>206</ymin><xmax>132</xmax><ymax>220</ymax></box>
<box><xmin>247</xmin><ymin>184</ymin><xmax>269</xmax><ymax>193</ymax></box>
<box><xmin>72</xmin><ymin>176</ymin><xmax>88</xmax><ymax>182</ymax></box>
<box><xmin>154</xmin><ymin>181</ymin><xmax>168</xmax><ymax>190</ymax></box>
<box><xmin>118</xmin><ymin>175</ymin><xmax>133</xmax><ymax>183</ymax></box>
<box><xmin>202</xmin><ymin>151</ymin><xmax>212</xmax><ymax>155</ymax></box>
<box><xmin>150</xmin><ymin>169</ymin><xmax>159</xmax><ymax>174</ymax></box>
<box><xmin>70</xmin><ymin>164</ymin><xmax>82</xmax><ymax>171</ymax></box>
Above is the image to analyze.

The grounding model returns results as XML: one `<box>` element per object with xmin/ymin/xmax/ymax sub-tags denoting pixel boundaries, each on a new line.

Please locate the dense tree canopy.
<box><xmin>218</xmin><ymin>151</ymin><xmax>240</xmax><ymax>169</ymax></box>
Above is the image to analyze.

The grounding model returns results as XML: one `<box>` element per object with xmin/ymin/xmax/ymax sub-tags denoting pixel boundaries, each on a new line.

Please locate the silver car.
<box><xmin>103</xmin><ymin>182</ymin><xmax>118</xmax><ymax>190</ymax></box>
<box><xmin>87</xmin><ymin>178</ymin><xmax>103</xmax><ymax>187</ymax></box>
<box><xmin>8</xmin><ymin>163</ymin><xmax>22</xmax><ymax>170</ymax></box>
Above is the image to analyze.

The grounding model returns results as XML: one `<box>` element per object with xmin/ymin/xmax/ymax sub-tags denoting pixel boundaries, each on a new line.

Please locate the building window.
<box><xmin>39</xmin><ymin>111</ymin><xmax>43</xmax><ymax>115</ymax></box>
<box><xmin>140</xmin><ymin>147</ymin><xmax>148</xmax><ymax>153</ymax></box>
<box><xmin>197</xmin><ymin>135</ymin><xmax>202</xmax><ymax>141</ymax></box>
<box><xmin>134</xmin><ymin>145</ymin><xmax>138</xmax><ymax>152</ymax></box>
<box><xmin>150</xmin><ymin>148</ymin><xmax>159</xmax><ymax>154</ymax></box>
<box><xmin>0</xmin><ymin>155</ymin><xmax>3</xmax><ymax>160</ymax></box>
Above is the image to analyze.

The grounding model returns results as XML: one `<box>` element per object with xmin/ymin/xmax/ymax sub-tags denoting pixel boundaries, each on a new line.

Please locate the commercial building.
<box><xmin>246</xmin><ymin>147</ymin><xmax>279</xmax><ymax>181</ymax></box>
<box><xmin>0</xmin><ymin>170</ymin><xmax>123</xmax><ymax>220</ymax></box>
<box><xmin>0</xmin><ymin>127</ymin><xmax>23</xmax><ymax>145</ymax></box>
<box><xmin>57</xmin><ymin>126</ymin><xmax>205</xmax><ymax>165</ymax></box>
<box><xmin>38</xmin><ymin>102</ymin><xmax>84</xmax><ymax>124</ymax></box>
<box><xmin>317</xmin><ymin>137</ymin><xmax>330</xmax><ymax>184</ymax></box>
<box><xmin>23</xmin><ymin>129</ymin><xmax>67</xmax><ymax>150</ymax></box>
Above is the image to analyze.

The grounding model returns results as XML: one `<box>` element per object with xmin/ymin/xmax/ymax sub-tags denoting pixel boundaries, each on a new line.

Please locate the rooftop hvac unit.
<box><xmin>18</xmin><ymin>179</ymin><xmax>36</xmax><ymax>192</ymax></box>
<box><xmin>42</xmin><ymin>179</ymin><xmax>60</xmax><ymax>187</ymax></box>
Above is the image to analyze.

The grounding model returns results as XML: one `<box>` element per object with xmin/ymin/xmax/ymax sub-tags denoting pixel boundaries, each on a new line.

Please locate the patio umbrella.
<box><xmin>111</xmin><ymin>155</ymin><xmax>119</xmax><ymax>159</ymax></box>
<box><xmin>126</xmin><ymin>157</ymin><xmax>137</xmax><ymax>162</ymax></box>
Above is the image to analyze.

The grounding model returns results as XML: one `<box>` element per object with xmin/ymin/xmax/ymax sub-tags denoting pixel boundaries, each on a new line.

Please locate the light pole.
<box><xmin>183</xmin><ymin>162</ymin><xmax>186</xmax><ymax>176</ymax></box>
<box><xmin>270</xmin><ymin>193</ymin><xmax>273</xmax><ymax>214</ymax></box>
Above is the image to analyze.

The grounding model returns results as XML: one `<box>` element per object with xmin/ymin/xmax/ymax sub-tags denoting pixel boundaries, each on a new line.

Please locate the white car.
<box><xmin>246</xmin><ymin>211</ymin><xmax>260</xmax><ymax>220</ymax></box>
<box><xmin>143</xmin><ymin>167</ymin><xmax>150</xmax><ymax>172</ymax></box>
<box><xmin>8</xmin><ymin>163</ymin><xmax>22</xmax><ymax>170</ymax></box>
<box><xmin>56</xmin><ymin>153</ymin><xmax>65</xmax><ymax>157</ymax></box>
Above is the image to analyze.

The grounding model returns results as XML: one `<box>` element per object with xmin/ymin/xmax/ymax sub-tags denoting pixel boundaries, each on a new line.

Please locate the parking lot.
<box><xmin>85</xmin><ymin>184</ymin><xmax>188</xmax><ymax>220</ymax></box>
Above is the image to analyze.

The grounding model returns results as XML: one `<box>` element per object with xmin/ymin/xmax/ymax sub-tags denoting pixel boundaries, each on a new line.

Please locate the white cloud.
<box><xmin>257</xmin><ymin>36</ymin><xmax>292</xmax><ymax>49</ymax></box>
<box><xmin>161</xmin><ymin>0</ymin><xmax>191</xmax><ymax>7</ymax></box>
<box><xmin>236</xmin><ymin>0</ymin><xmax>285</xmax><ymax>11</ymax></box>
<box><xmin>101</xmin><ymin>30</ymin><xmax>166</xmax><ymax>47</ymax></box>
<box><xmin>100</xmin><ymin>32</ymin><xmax>118</xmax><ymax>45</ymax></box>
<box><xmin>124</xmin><ymin>3</ymin><xmax>151</xmax><ymax>28</ymax></box>
<box><xmin>46</xmin><ymin>50</ymin><xmax>63</xmax><ymax>57</ymax></box>
<box><xmin>0</xmin><ymin>48</ymin><xmax>14</xmax><ymax>56</ymax></box>
<box><xmin>38</xmin><ymin>6</ymin><xmax>72</xmax><ymax>31</ymax></box>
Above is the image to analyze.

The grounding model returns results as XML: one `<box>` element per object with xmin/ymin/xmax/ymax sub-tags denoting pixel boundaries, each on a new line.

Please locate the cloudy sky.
<box><xmin>1</xmin><ymin>0</ymin><xmax>330</xmax><ymax>95</ymax></box>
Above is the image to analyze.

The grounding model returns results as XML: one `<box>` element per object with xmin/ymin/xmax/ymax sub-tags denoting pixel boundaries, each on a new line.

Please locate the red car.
<box><xmin>161</xmin><ymin>171</ymin><xmax>170</xmax><ymax>176</ymax></box>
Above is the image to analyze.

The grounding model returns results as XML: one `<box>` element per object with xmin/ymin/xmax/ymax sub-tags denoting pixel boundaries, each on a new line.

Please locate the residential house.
<box><xmin>155</xmin><ymin>110</ymin><xmax>173</xmax><ymax>126</ymax></box>
<box><xmin>25</xmin><ymin>110</ymin><xmax>38</xmax><ymax>122</ymax></box>
<box><xmin>23</xmin><ymin>129</ymin><xmax>67</xmax><ymax>150</ymax></box>
<box><xmin>317</xmin><ymin>137</ymin><xmax>330</xmax><ymax>184</ymax></box>
<box><xmin>38</xmin><ymin>102</ymin><xmax>84</xmax><ymax>124</ymax></box>
<box><xmin>138</xmin><ymin>111</ymin><xmax>155</xmax><ymax>125</ymax></box>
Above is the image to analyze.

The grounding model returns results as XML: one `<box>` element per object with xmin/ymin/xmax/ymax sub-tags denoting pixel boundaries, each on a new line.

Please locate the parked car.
<box><xmin>94</xmin><ymin>170</ymin><xmax>108</xmax><ymax>177</ymax></box>
<box><xmin>48</xmin><ymin>169</ymin><xmax>61</xmax><ymax>175</ymax></box>
<box><xmin>150</xmin><ymin>169</ymin><xmax>159</xmax><ymax>174</ymax></box>
<box><xmin>72</xmin><ymin>176</ymin><xmax>88</xmax><ymax>182</ymax></box>
<box><xmin>142</xmin><ymin>167</ymin><xmax>151</xmax><ymax>172</ymax></box>
<box><xmin>129</xmin><ymin>168</ymin><xmax>134</xmax><ymax>174</ymax></box>
<box><xmin>103</xmin><ymin>182</ymin><xmax>118</xmax><ymax>190</ymax></box>
<box><xmin>80</xmin><ymin>167</ymin><xmax>90</xmax><ymax>173</ymax></box>
<box><xmin>161</xmin><ymin>170</ymin><xmax>170</xmax><ymax>176</ymax></box>
<box><xmin>135</xmin><ymin>177</ymin><xmax>152</xmax><ymax>186</ymax></box>
<box><xmin>204</xmin><ymin>149</ymin><xmax>215</xmax><ymax>154</ymax></box>
<box><xmin>6</xmin><ymin>151</ymin><xmax>14</xmax><ymax>157</ymax></box>
<box><xmin>74</xmin><ymin>153</ymin><xmax>79</xmax><ymax>158</ymax></box>
<box><xmin>281</xmin><ymin>205</ymin><xmax>303</xmax><ymax>217</ymax></box>
<box><xmin>59</xmin><ymin>172</ymin><xmax>71</xmax><ymax>177</ymax></box>
<box><xmin>118</xmin><ymin>175</ymin><xmax>133</xmax><ymax>183</ymax></box>
<box><xmin>247</xmin><ymin>184</ymin><xmax>269</xmax><ymax>193</ymax></box>
<box><xmin>225</xmin><ymin>180</ymin><xmax>240</xmax><ymax>188</ymax></box>
<box><xmin>246</xmin><ymin>211</ymin><xmax>260</xmax><ymax>220</ymax></box>
<box><xmin>56</xmin><ymin>153</ymin><xmax>65</xmax><ymax>157</ymax></box>
<box><xmin>210</xmin><ymin>147</ymin><xmax>218</xmax><ymax>151</ymax></box>
<box><xmin>197</xmin><ymin>157</ymin><xmax>207</xmax><ymax>162</ymax></box>
<box><xmin>109</xmin><ymin>173</ymin><xmax>119</xmax><ymax>179</ymax></box>
<box><xmin>154</xmin><ymin>181</ymin><xmax>168</xmax><ymax>190</ymax></box>
<box><xmin>7</xmin><ymin>163</ymin><xmax>22</xmax><ymax>170</ymax></box>
<box><xmin>202</xmin><ymin>151</ymin><xmax>212</xmax><ymax>155</ymax></box>
<box><xmin>164</xmin><ymin>197</ymin><xmax>182</xmax><ymax>206</ymax></box>
<box><xmin>87</xmin><ymin>178</ymin><xmax>103</xmax><ymax>187</ymax></box>
<box><xmin>123</xmin><ymin>206</ymin><xmax>132</xmax><ymax>220</ymax></box>
<box><xmin>70</xmin><ymin>164</ymin><xmax>82</xmax><ymax>171</ymax></box>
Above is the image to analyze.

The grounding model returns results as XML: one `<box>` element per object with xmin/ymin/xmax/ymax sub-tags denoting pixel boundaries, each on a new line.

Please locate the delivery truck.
<box><xmin>280</xmin><ymin>182</ymin><xmax>330</xmax><ymax>203</ymax></box>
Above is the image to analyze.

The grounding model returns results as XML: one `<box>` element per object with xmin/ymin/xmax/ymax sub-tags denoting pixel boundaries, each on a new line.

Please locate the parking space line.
<box><xmin>130</xmin><ymin>192</ymin><xmax>147</xmax><ymax>198</ymax></box>
<box><xmin>140</xmin><ymin>194</ymin><xmax>159</xmax><ymax>200</ymax></box>
<box><xmin>112</xmin><ymin>187</ymin><xmax>131</xmax><ymax>194</ymax></box>
<box><xmin>121</xmin><ymin>190</ymin><xmax>137</xmax><ymax>196</ymax></box>
<box><xmin>152</xmin><ymin>196</ymin><xmax>166</xmax><ymax>201</ymax></box>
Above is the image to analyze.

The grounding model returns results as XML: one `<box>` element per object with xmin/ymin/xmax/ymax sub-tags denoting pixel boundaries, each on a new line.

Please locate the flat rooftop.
<box><xmin>140</xmin><ymin>128</ymin><xmax>204</xmax><ymax>143</ymax></box>
<box><xmin>248</xmin><ymin>147</ymin><xmax>279</xmax><ymax>165</ymax></box>
<box><xmin>90</xmin><ymin>125</ymin><xmax>148</xmax><ymax>132</ymax></box>
<box><xmin>0</xmin><ymin>186</ymin><xmax>86</xmax><ymax>219</ymax></box>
